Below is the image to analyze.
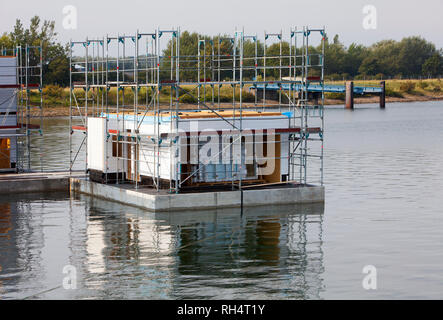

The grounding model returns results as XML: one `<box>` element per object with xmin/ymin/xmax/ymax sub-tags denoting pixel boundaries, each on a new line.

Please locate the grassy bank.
<box><xmin>32</xmin><ymin>79</ymin><xmax>443</xmax><ymax>117</ymax></box>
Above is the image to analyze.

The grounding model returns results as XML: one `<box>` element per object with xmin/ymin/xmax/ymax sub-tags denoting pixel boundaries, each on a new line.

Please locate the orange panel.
<box><xmin>0</xmin><ymin>138</ymin><xmax>11</xmax><ymax>169</ymax></box>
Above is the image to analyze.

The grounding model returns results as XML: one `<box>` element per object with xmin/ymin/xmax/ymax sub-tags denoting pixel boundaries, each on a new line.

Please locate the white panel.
<box><xmin>87</xmin><ymin>117</ymin><xmax>105</xmax><ymax>171</ymax></box>
<box><xmin>280</xmin><ymin>133</ymin><xmax>289</xmax><ymax>175</ymax></box>
<box><xmin>178</xmin><ymin>116</ymin><xmax>289</xmax><ymax>132</ymax></box>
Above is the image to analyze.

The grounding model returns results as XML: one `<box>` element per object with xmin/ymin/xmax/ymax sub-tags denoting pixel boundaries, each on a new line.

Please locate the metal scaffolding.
<box><xmin>69</xmin><ymin>27</ymin><xmax>325</xmax><ymax>192</ymax></box>
<box><xmin>0</xmin><ymin>44</ymin><xmax>43</xmax><ymax>172</ymax></box>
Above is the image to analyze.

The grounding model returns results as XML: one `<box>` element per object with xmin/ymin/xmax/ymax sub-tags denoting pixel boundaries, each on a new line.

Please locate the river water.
<box><xmin>1</xmin><ymin>101</ymin><xmax>443</xmax><ymax>299</ymax></box>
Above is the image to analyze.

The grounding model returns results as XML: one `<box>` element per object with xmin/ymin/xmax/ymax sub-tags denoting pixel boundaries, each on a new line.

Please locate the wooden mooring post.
<box><xmin>345</xmin><ymin>81</ymin><xmax>354</xmax><ymax>109</ymax></box>
<box><xmin>380</xmin><ymin>80</ymin><xmax>386</xmax><ymax>109</ymax></box>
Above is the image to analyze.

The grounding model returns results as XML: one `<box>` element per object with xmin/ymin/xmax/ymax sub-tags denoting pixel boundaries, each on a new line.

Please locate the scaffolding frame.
<box><xmin>69</xmin><ymin>27</ymin><xmax>324</xmax><ymax>193</ymax></box>
<box><xmin>0</xmin><ymin>44</ymin><xmax>43</xmax><ymax>172</ymax></box>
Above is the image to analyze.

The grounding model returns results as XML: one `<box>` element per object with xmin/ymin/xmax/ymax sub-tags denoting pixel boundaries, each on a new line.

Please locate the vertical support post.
<box><xmin>155</xmin><ymin>28</ymin><xmax>160</xmax><ymax>191</ymax></box>
<box><xmin>232</xmin><ymin>30</ymin><xmax>237</xmax><ymax>191</ymax></box>
<box><xmin>85</xmin><ymin>38</ymin><xmax>89</xmax><ymax>174</ymax></box>
<box><xmin>217</xmin><ymin>34</ymin><xmax>221</xmax><ymax>110</ymax></box>
<box><xmin>25</xmin><ymin>44</ymin><xmax>30</xmax><ymax>170</ymax></box>
<box><xmin>175</xmin><ymin>27</ymin><xmax>181</xmax><ymax>193</ymax></box>
<box><xmin>303</xmin><ymin>27</ymin><xmax>309</xmax><ymax>184</ymax></box>
<box><xmin>69</xmin><ymin>42</ymin><xmax>72</xmax><ymax>174</ymax></box>
<box><xmin>116</xmin><ymin>34</ymin><xmax>120</xmax><ymax>185</ymax></box>
<box><xmin>263</xmin><ymin>31</ymin><xmax>266</xmax><ymax>111</ymax></box>
<box><xmin>198</xmin><ymin>39</ymin><xmax>201</xmax><ymax>110</ymax></box>
<box><xmin>278</xmin><ymin>30</ymin><xmax>282</xmax><ymax>112</ymax></box>
<box><xmin>135</xmin><ymin>31</ymin><xmax>139</xmax><ymax>189</ymax></box>
<box><xmin>345</xmin><ymin>81</ymin><xmax>354</xmax><ymax>109</ymax></box>
<box><xmin>254</xmin><ymin>33</ymin><xmax>258</xmax><ymax>109</ymax></box>
<box><xmin>105</xmin><ymin>36</ymin><xmax>109</xmax><ymax>184</ymax></box>
<box><xmin>321</xmin><ymin>26</ymin><xmax>325</xmax><ymax>186</ymax></box>
<box><xmin>39</xmin><ymin>42</ymin><xmax>43</xmax><ymax>172</ymax></box>
<box><xmin>239</xmin><ymin>29</ymin><xmax>243</xmax><ymax>193</ymax></box>
<box><xmin>380</xmin><ymin>80</ymin><xmax>385</xmax><ymax>109</ymax></box>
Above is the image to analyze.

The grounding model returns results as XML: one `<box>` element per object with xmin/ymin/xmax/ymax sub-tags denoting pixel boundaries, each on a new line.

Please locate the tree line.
<box><xmin>0</xmin><ymin>16</ymin><xmax>69</xmax><ymax>86</ymax></box>
<box><xmin>1</xmin><ymin>16</ymin><xmax>442</xmax><ymax>87</ymax></box>
<box><xmin>162</xmin><ymin>31</ymin><xmax>443</xmax><ymax>81</ymax></box>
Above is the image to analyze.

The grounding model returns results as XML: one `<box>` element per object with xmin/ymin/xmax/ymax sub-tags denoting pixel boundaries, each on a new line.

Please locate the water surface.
<box><xmin>1</xmin><ymin>101</ymin><xmax>443</xmax><ymax>299</ymax></box>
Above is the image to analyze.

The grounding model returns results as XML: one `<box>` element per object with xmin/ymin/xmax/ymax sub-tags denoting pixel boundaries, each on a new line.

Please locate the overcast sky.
<box><xmin>2</xmin><ymin>0</ymin><xmax>443</xmax><ymax>49</ymax></box>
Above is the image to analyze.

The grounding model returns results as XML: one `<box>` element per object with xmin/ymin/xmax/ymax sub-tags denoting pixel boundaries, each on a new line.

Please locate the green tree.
<box><xmin>368</xmin><ymin>40</ymin><xmax>401</xmax><ymax>76</ymax></box>
<box><xmin>162</xmin><ymin>31</ymin><xmax>238</xmax><ymax>81</ymax></box>
<box><xmin>0</xmin><ymin>33</ymin><xmax>14</xmax><ymax>52</ymax></box>
<box><xmin>8</xmin><ymin>16</ymin><xmax>70</xmax><ymax>86</ymax></box>
<box><xmin>343</xmin><ymin>43</ymin><xmax>367</xmax><ymax>76</ymax></box>
<box><xmin>397</xmin><ymin>36</ymin><xmax>436</xmax><ymax>77</ymax></box>
<box><xmin>323</xmin><ymin>34</ymin><xmax>346</xmax><ymax>75</ymax></box>
<box><xmin>422</xmin><ymin>53</ymin><xmax>443</xmax><ymax>77</ymax></box>
<box><xmin>359</xmin><ymin>56</ymin><xmax>381</xmax><ymax>75</ymax></box>
<box><xmin>243</xmin><ymin>39</ymin><xmax>264</xmax><ymax>80</ymax></box>
<box><xmin>265</xmin><ymin>41</ymin><xmax>291</xmax><ymax>79</ymax></box>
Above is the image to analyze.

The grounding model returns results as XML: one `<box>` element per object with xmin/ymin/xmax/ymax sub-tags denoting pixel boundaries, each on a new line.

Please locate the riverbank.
<box><xmin>324</xmin><ymin>91</ymin><xmax>443</xmax><ymax>106</ymax></box>
<box><xmin>40</xmin><ymin>95</ymin><xmax>443</xmax><ymax>117</ymax></box>
<box><xmin>36</xmin><ymin>78</ymin><xmax>443</xmax><ymax>117</ymax></box>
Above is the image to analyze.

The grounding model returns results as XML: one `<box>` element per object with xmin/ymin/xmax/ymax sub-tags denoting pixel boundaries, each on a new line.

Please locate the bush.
<box><xmin>431</xmin><ymin>80</ymin><xmax>441</xmax><ymax>87</ymax></box>
<box><xmin>328</xmin><ymin>73</ymin><xmax>343</xmax><ymax>81</ymax></box>
<box><xmin>234</xmin><ymin>90</ymin><xmax>255</xmax><ymax>102</ymax></box>
<box><xmin>160</xmin><ymin>87</ymin><xmax>172</xmax><ymax>95</ymax></box>
<box><xmin>432</xmin><ymin>86</ymin><xmax>441</xmax><ymax>93</ymax></box>
<box><xmin>417</xmin><ymin>81</ymin><xmax>429</xmax><ymax>89</ymax></box>
<box><xmin>179</xmin><ymin>93</ymin><xmax>197</xmax><ymax>104</ymax></box>
<box><xmin>217</xmin><ymin>93</ymin><xmax>232</xmax><ymax>102</ymax></box>
<box><xmin>385</xmin><ymin>87</ymin><xmax>403</xmax><ymax>98</ymax></box>
<box><xmin>325</xmin><ymin>92</ymin><xmax>345</xmax><ymax>100</ymax></box>
<box><xmin>399</xmin><ymin>81</ymin><xmax>415</xmax><ymax>93</ymax></box>
<box><xmin>43</xmin><ymin>84</ymin><xmax>64</xmax><ymax>98</ymax></box>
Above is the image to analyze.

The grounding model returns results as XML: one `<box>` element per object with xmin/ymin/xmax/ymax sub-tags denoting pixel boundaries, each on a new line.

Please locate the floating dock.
<box><xmin>70</xmin><ymin>178</ymin><xmax>324</xmax><ymax>212</ymax></box>
<box><xmin>253</xmin><ymin>82</ymin><xmax>383</xmax><ymax>94</ymax></box>
<box><xmin>253</xmin><ymin>80</ymin><xmax>386</xmax><ymax>109</ymax></box>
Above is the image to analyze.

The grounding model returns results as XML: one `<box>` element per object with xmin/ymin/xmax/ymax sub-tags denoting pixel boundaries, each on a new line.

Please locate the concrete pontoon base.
<box><xmin>70</xmin><ymin>178</ymin><xmax>325</xmax><ymax>212</ymax></box>
<box><xmin>0</xmin><ymin>171</ymin><xmax>86</xmax><ymax>194</ymax></box>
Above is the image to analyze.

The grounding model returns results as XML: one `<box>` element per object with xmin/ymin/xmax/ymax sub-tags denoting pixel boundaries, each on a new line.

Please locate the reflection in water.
<box><xmin>82</xmin><ymin>195</ymin><xmax>325</xmax><ymax>299</ymax></box>
<box><xmin>0</xmin><ymin>192</ymin><xmax>324</xmax><ymax>299</ymax></box>
<box><xmin>29</xmin><ymin>117</ymin><xmax>85</xmax><ymax>171</ymax></box>
<box><xmin>0</xmin><ymin>203</ymin><xmax>12</xmax><ymax>297</ymax></box>
<box><xmin>0</xmin><ymin>193</ymin><xmax>66</xmax><ymax>299</ymax></box>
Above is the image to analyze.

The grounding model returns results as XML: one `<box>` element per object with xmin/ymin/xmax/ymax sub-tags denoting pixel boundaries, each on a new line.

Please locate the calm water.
<box><xmin>1</xmin><ymin>101</ymin><xmax>443</xmax><ymax>299</ymax></box>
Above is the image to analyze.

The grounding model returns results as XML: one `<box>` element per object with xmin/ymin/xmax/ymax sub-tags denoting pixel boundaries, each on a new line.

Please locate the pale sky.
<box><xmin>2</xmin><ymin>0</ymin><xmax>443</xmax><ymax>49</ymax></box>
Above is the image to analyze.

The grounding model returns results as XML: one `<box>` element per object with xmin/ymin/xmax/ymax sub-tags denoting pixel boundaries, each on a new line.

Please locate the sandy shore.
<box><xmin>325</xmin><ymin>93</ymin><xmax>443</xmax><ymax>106</ymax></box>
